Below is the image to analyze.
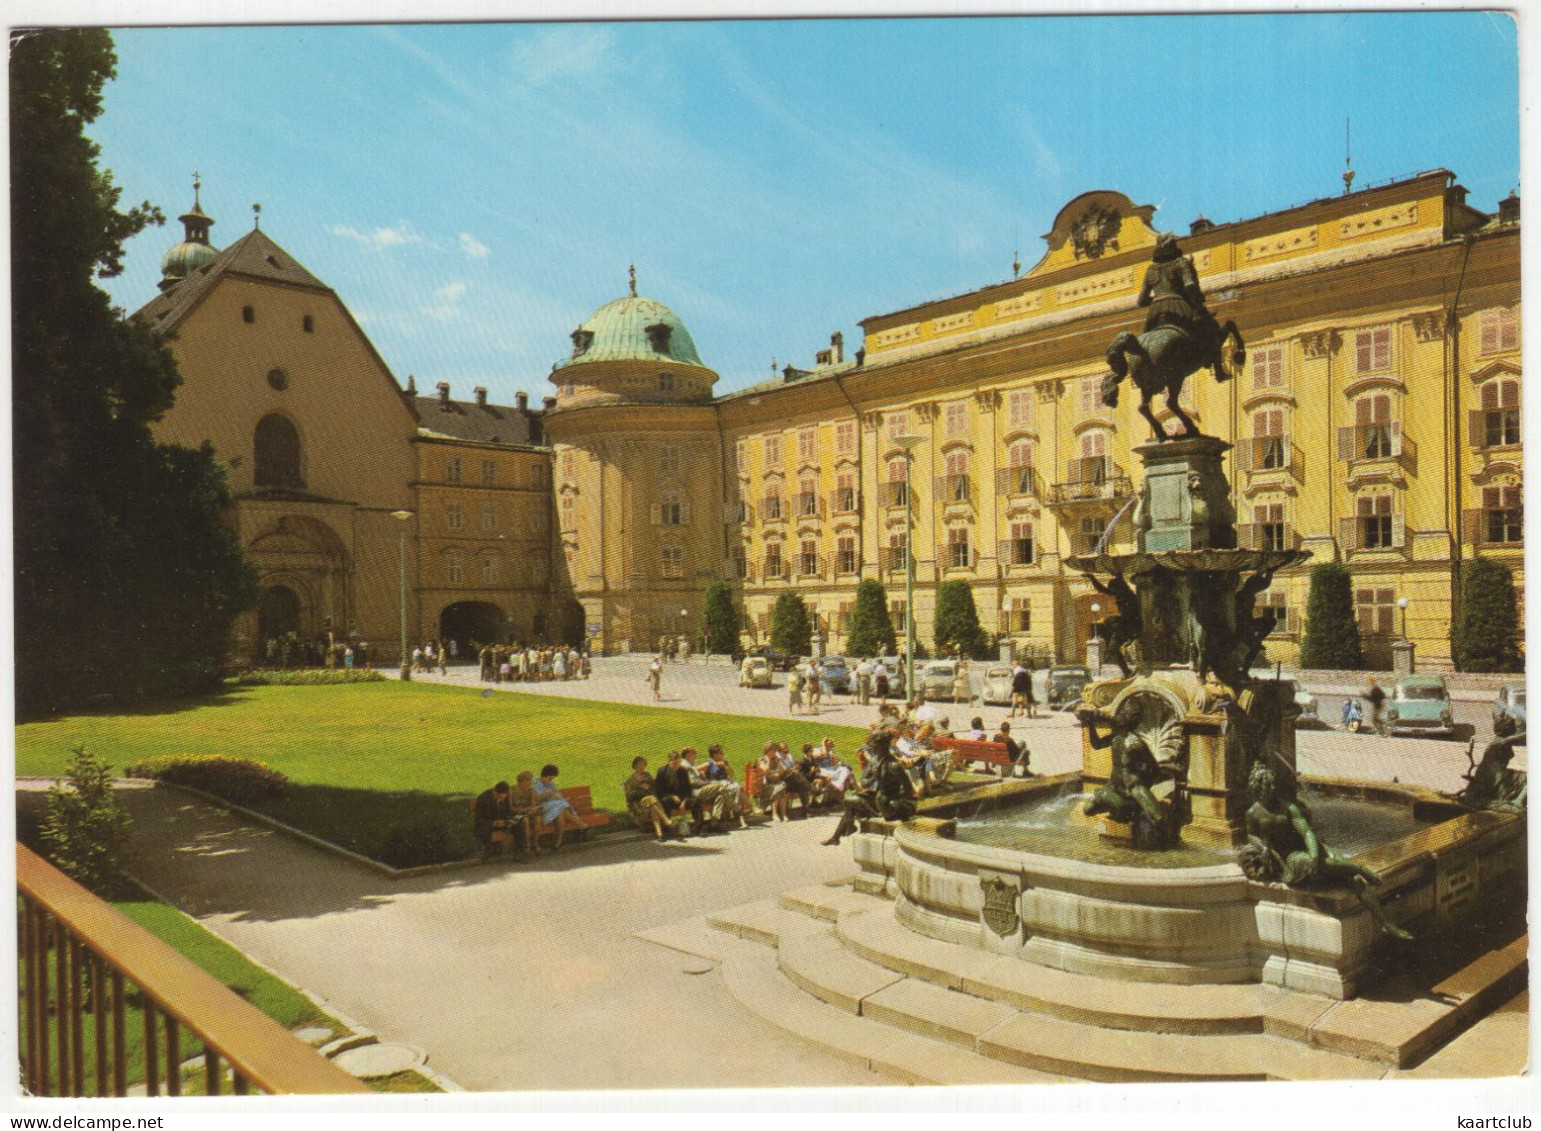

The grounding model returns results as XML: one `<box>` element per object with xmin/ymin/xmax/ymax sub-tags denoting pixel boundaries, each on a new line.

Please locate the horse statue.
<box><xmin>1100</xmin><ymin>233</ymin><xmax>1247</xmax><ymax>441</ymax></box>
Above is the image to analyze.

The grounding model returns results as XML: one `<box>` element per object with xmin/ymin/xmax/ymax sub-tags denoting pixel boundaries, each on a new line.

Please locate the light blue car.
<box><xmin>1386</xmin><ymin>675</ymin><xmax>1455</xmax><ymax>738</ymax></box>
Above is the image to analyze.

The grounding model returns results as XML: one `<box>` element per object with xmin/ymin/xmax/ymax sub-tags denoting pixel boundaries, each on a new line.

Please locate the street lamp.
<box><xmin>392</xmin><ymin>510</ymin><xmax>413</xmax><ymax>680</ymax></box>
<box><xmin>895</xmin><ymin>434</ymin><xmax>925</xmax><ymax>702</ymax></box>
<box><xmin>1398</xmin><ymin>596</ymin><xmax>1409</xmax><ymax>642</ymax></box>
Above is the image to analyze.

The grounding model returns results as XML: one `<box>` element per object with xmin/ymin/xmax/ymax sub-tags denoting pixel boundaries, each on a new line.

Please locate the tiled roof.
<box><xmin>134</xmin><ymin>228</ymin><xmax>330</xmax><ymax>331</ymax></box>
<box><xmin>412</xmin><ymin>394</ymin><xmax>544</xmax><ymax>447</ymax></box>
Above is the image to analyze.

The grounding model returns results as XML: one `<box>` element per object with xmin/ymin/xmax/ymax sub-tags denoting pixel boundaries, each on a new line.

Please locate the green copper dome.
<box><xmin>159</xmin><ymin>177</ymin><xmax>219</xmax><ymax>290</ymax></box>
<box><xmin>554</xmin><ymin>290</ymin><xmax>707</xmax><ymax>371</ymax></box>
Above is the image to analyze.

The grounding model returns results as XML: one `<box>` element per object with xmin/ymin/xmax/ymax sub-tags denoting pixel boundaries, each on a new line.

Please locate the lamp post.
<box><xmin>1398</xmin><ymin>596</ymin><xmax>1409</xmax><ymax>642</ymax></box>
<box><xmin>895</xmin><ymin>434</ymin><xmax>925</xmax><ymax>702</ymax></box>
<box><xmin>392</xmin><ymin>510</ymin><xmax>413</xmax><ymax>680</ymax></box>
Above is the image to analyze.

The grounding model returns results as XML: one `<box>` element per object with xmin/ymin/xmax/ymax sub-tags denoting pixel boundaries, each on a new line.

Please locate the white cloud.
<box><xmin>434</xmin><ymin>281</ymin><xmax>468</xmax><ymax>302</ymax></box>
<box><xmin>511</xmin><ymin>25</ymin><xmax>615</xmax><ymax>88</ymax></box>
<box><xmin>458</xmin><ymin>232</ymin><xmax>491</xmax><ymax>259</ymax></box>
<box><xmin>327</xmin><ymin>222</ymin><xmax>428</xmax><ymax>250</ymax></box>
<box><xmin>419</xmin><ymin>304</ymin><xmax>460</xmax><ymax>322</ymax></box>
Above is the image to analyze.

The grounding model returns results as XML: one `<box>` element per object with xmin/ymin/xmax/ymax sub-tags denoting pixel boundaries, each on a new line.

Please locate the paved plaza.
<box><xmin>74</xmin><ymin>659</ymin><xmax>1525</xmax><ymax>1092</ymax></box>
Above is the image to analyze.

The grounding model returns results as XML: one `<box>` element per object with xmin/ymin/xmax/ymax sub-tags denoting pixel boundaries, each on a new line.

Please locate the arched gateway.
<box><xmin>439</xmin><ymin>601</ymin><xmax>504</xmax><ymax>656</ymax></box>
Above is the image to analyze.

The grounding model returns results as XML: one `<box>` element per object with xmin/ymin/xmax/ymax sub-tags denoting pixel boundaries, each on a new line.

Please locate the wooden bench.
<box><xmin>530</xmin><ymin>785</ymin><xmax>611</xmax><ymax>847</ymax></box>
<box><xmin>933</xmin><ymin>736</ymin><xmax>1017</xmax><ymax>778</ymax></box>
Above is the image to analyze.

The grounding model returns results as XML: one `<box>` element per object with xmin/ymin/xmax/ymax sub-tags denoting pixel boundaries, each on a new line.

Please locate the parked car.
<box><xmin>739</xmin><ymin>656</ymin><xmax>774</xmax><ymax>689</ymax></box>
<box><xmin>738</xmin><ymin>645</ymin><xmax>794</xmax><ymax>672</ymax></box>
<box><xmin>1046</xmin><ymin>667</ymin><xmax>1090</xmax><ymax>709</ymax></box>
<box><xmin>820</xmin><ymin>655</ymin><xmax>852</xmax><ymax>696</ymax></box>
<box><xmin>1249</xmin><ymin>670</ymin><xmax>1320</xmax><ymax>727</ymax></box>
<box><xmin>980</xmin><ymin>666</ymin><xmax>1015</xmax><ymax>706</ymax></box>
<box><xmin>1387</xmin><ymin>674</ymin><xmax>1455</xmax><ymax>738</ymax></box>
<box><xmin>1492</xmin><ymin>682</ymin><xmax>1526</xmax><ymax>737</ymax></box>
<box><xmin>918</xmin><ymin>660</ymin><xmax>960</xmax><ymax>702</ymax></box>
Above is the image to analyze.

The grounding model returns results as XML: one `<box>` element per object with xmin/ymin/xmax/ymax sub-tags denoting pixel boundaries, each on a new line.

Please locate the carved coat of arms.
<box><xmin>1070</xmin><ymin>203</ymin><xmax>1122</xmax><ymax>261</ymax></box>
<box><xmin>980</xmin><ymin>875</ymin><xmax>1020</xmax><ymax>938</ymax></box>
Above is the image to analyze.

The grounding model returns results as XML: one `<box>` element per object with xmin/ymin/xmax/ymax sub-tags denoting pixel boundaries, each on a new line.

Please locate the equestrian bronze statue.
<box><xmin>1101</xmin><ymin>233</ymin><xmax>1246</xmax><ymax>441</ymax></box>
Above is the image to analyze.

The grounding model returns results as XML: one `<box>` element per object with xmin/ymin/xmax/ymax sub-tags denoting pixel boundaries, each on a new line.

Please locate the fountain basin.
<box><xmin>851</xmin><ymin>773</ymin><xmax>1525</xmax><ymax>999</ymax></box>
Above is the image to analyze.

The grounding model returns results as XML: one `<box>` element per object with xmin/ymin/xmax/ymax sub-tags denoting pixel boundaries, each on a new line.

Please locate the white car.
<box><xmin>739</xmin><ymin>656</ymin><xmax>774</xmax><ymax>689</ymax></box>
<box><xmin>980</xmin><ymin>667</ymin><xmax>1015</xmax><ymax>706</ymax></box>
<box><xmin>919</xmin><ymin>661</ymin><xmax>960</xmax><ymax>702</ymax></box>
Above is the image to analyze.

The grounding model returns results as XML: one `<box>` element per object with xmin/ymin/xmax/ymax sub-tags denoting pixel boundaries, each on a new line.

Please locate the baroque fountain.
<box><xmin>643</xmin><ymin>234</ymin><xmax>1526</xmax><ymax>1082</ymax></box>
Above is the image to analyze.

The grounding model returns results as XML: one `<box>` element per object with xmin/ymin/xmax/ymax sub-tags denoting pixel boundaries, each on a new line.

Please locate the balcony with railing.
<box><xmin>995</xmin><ymin>465</ymin><xmax>1042</xmax><ymax>498</ymax></box>
<box><xmin>17</xmin><ymin>844</ymin><xmax>367</xmax><ymax>1097</ymax></box>
<box><xmin>1337</xmin><ymin>423</ymin><xmax>1416</xmax><ymax>472</ymax></box>
<box><xmin>1047</xmin><ymin>457</ymin><xmax>1133</xmax><ymax>508</ymax></box>
<box><xmin>1463</xmin><ymin>507</ymin><xmax>1524</xmax><ymax>549</ymax></box>
<box><xmin>1236</xmin><ymin>522</ymin><xmax>1304</xmax><ymax>552</ymax></box>
<box><xmin>879</xmin><ymin>481</ymin><xmax>910</xmax><ymax>509</ymax></box>
<box><xmin>1235</xmin><ymin>435</ymin><xmax>1303</xmax><ymax>479</ymax></box>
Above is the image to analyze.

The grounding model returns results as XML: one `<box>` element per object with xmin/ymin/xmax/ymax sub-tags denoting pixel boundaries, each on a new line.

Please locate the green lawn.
<box><xmin>17</xmin><ymin>682</ymin><xmax>869</xmax><ymax>864</ymax></box>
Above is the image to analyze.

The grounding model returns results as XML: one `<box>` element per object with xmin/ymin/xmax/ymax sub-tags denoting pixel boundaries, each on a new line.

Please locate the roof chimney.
<box><xmin>515</xmin><ymin>390</ymin><xmax>529</xmax><ymax>410</ymax></box>
<box><xmin>831</xmin><ymin>331</ymin><xmax>844</xmax><ymax>364</ymax></box>
<box><xmin>1190</xmin><ymin>215</ymin><xmax>1216</xmax><ymax>235</ymax></box>
<box><xmin>1499</xmin><ymin>190</ymin><xmax>1520</xmax><ymax>225</ymax></box>
<box><xmin>404</xmin><ymin>374</ymin><xmax>417</xmax><ymax>396</ymax></box>
<box><xmin>474</xmin><ymin>386</ymin><xmax>487</xmax><ymax>407</ymax></box>
<box><xmin>436</xmin><ymin>381</ymin><xmax>451</xmax><ymax>408</ymax></box>
<box><xmin>542</xmin><ymin>395</ymin><xmax>557</xmax><ymax>412</ymax></box>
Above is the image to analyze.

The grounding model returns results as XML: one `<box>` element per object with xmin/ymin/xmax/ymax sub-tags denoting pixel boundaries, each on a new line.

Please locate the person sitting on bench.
<box><xmin>472</xmin><ymin>780</ymin><xmax>528</xmax><ymax>860</ymax></box>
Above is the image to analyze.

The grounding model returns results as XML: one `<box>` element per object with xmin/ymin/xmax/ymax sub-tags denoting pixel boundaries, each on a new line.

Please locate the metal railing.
<box><xmin>995</xmin><ymin>466</ymin><xmax>1041</xmax><ymax>498</ymax></box>
<box><xmin>17</xmin><ymin>844</ymin><xmax>367</xmax><ymax>1097</ymax></box>
<box><xmin>1337</xmin><ymin>423</ymin><xmax>1416</xmax><ymax>469</ymax></box>
<box><xmin>1047</xmin><ymin>459</ymin><xmax>1132</xmax><ymax>507</ymax></box>
<box><xmin>879</xmin><ymin>481</ymin><xmax>909</xmax><ymax>509</ymax></box>
<box><xmin>1235</xmin><ymin>435</ymin><xmax>1303</xmax><ymax>478</ymax></box>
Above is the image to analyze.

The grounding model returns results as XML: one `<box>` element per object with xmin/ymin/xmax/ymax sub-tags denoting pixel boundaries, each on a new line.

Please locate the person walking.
<box><xmin>646</xmin><ymin>655</ymin><xmax>664</xmax><ymax>700</ymax></box>
<box><xmin>787</xmin><ymin>664</ymin><xmax>805</xmax><ymax>715</ymax></box>
<box><xmin>1363</xmin><ymin>678</ymin><xmax>1387</xmax><ymax>737</ymax></box>
<box><xmin>856</xmin><ymin>657</ymin><xmax>873</xmax><ymax>706</ymax></box>
<box><xmin>1010</xmin><ymin>661</ymin><xmax>1031</xmax><ymax>718</ymax></box>
<box><xmin>805</xmin><ymin>659</ymin><xmax>823</xmax><ymax>714</ymax></box>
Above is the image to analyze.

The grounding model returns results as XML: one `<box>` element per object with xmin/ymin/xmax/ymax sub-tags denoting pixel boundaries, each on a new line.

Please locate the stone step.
<box><xmin>634</xmin><ymin>915</ymin><xmax>764</xmax><ymax>965</ymax></box>
<box><xmin>778</xmin><ymin>883</ymin><xmax>882</xmax><ymax>923</ymax></box>
<box><xmin>718</xmin><ymin>947</ymin><xmax>1062</xmax><ymax>1087</ymax></box>
<box><xmin>776</xmin><ymin>930</ymin><xmax>905</xmax><ymax>1013</ymax></box>
<box><xmin>980</xmin><ymin>1007</ymin><xmax>1387</xmax><ymax>1083</ymax></box>
<box><xmin>835</xmin><ymin>903</ymin><xmax>1317</xmax><ymax>1037</ymax></box>
<box><xmin>705</xmin><ymin>898</ymin><xmax>832</xmax><ymax>948</ymax></box>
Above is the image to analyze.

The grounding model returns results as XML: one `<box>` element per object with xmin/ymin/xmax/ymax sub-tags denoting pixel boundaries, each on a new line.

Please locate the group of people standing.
<box><xmin>479</xmin><ymin>643</ymin><xmax>590</xmax><ymax>683</ymax></box>
<box><xmin>784</xmin><ymin>656</ymin><xmax>908</xmax><ymax>716</ymax></box>
<box><xmin>262</xmin><ymin>633</ymin><xmax>368</xmax><ymax>671</ymax></box>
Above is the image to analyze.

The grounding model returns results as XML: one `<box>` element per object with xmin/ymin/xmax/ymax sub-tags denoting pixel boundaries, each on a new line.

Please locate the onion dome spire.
<box><xmin>159</xmin><ymin>173</ymin><xmax>219</xmax><ymax>290</ymax></box>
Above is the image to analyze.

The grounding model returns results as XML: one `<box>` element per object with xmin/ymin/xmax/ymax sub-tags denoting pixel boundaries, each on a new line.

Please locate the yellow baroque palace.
<box><xmin>144</xmin><ymin>169</ymin><xmax>1520</xmax><ymax>670</ymax></box>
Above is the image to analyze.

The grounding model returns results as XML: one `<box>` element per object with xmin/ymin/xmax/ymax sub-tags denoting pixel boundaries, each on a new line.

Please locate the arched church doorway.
<box><xmin>440</xmin><ymin>601</ymin><xmax>504</xmax><ymax>658</ymax></box>
<box><xmin>258</xmin><ymin>585</ymin><xmax>303</xmax><ymax>645</ymax></box>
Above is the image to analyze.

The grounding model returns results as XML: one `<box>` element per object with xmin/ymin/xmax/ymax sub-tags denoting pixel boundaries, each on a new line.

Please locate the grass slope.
<box><xmin>17</xmin><ymin>682</ymin><xmax>868</xmax><ymax>862</ymax></box>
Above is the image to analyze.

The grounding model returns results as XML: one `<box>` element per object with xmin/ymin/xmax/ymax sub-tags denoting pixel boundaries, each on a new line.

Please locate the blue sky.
<box><xmin>88</xmin><ymin>13</ymin><xmax>1519</xmax><ymax>401</ymax></box>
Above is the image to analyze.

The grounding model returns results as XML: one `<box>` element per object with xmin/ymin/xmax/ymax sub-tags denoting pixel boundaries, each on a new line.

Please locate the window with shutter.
<box><xmin>764</xmin><ymin>434</ymin><xmax>782</xmax><ymax>466</ymax></box>
<box><xmin>798</xmin><ymin>428</ymin><xmax>817</xmax><ymax>463</ymax></box>
<box><xmin>735</xmin><ymin>441</ymin><xmax>748</xmax><ymax>473</ymax></box>
<box><xmin>835</xmin><ymin>420</ymin><xmax>856</xmax><ymax>454</ymax></box>
<box><xmin>837</xmin><ymin>536</ymin><xmax>858</xmax><ymax>575</ymax></box>
<box><xmin>446</xmin><ymin>457</ymin><xmax>463</xmax><ymax>484</ymax></box>
<box><xmin>1252</xmin><ymin>345</ymin><xmax>1284</xmax><ymax>389</ymax></box>
<box><xmin>887</xmin><ymin>411</ymin><xmax>912</xmax><ymax>442</ymax></box>
<box><xmin>1010</xmin><ymin>521</ymin><xmax>1034</xmax><ymax>566</ymax></box>
<box><xmin>945</xmin><ymin>401</ymin><xmax>968</xmax><ymax>436</ymax></box>
<box><xmin>446</xmin><ymin>502</ymin><xmax>463</xmax><ymax>530</ymax></box>
<box><xmin>1355</xmin><ymin>328</ymin><xmax>1392</xmax><ymax>373</ymax></box>
<box><xmin>1007</xmin><ymin>389</ymin><xmax>1033</xmax><ymax>429</ymax></box>
<box><xmin>947</xmin><ymin>526</ymin><xmax>971</xmax><ymax>569</ymax></box>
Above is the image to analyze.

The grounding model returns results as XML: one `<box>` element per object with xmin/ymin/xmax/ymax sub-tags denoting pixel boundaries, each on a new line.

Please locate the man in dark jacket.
<box><xmin>654</xmin><ymin>750</ymin><xmax>702</xmax><ymax>828</ymax></box>
<box><xmin>473</xmin><ymin>781</ymin><xmax>520</xmax><ymax>860</ymax></box>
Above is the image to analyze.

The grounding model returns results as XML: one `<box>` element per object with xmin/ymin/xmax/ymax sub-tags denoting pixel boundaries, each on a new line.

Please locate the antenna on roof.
<box><xmin>252</xmin><ymin>202</ymin><xmax>262</xmax><ymax>229</ymax></box>
<box><xmin>1342</xmin><ymin>118</ymin><xmax>1355</xmax><ymax>195</ymax></box>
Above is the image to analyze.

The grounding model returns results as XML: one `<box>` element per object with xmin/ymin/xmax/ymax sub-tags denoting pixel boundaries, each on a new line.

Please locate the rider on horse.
<box><xmin>1138</xmin><ymin>233</ymin><xmax>1227</xmax><ymax>383</ymax></box>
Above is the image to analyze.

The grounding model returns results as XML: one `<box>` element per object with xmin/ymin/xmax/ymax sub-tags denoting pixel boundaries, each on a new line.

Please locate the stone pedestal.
<box><xmin>1133</xmin><ymin>436</ymin><xmax>1237</xmax><ymax>552</ymax></box>
<box><xmin>1392</xmin><ymin>640</ymin><xmax>1416</xmax><ymax>675</ymax></box>
<box><xmin>1085</xmin><ymin>635</ymin><xmax>1103</xmax><ymax>674</ymax></box>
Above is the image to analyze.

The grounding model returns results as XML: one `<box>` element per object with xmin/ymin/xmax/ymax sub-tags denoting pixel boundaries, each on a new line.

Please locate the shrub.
<box><xmin>124</xmin><ymin>754</ymin><xmax>288</xmax><ymax>805</ymax></box>
<box><xmin>701</xmin><ymin>581</ymin><xmax>740</xmax><ymax>655</ymax></box>
<box><xmin>376</xmin><ymin>820</ymin><xmax>457</xmax><ymax>869</ymax></box>
<box><xmin>846</xmin><ymin>579</ymin><xmax>896</xmax><ymax>658</ymax></box>
<box><xmin>1455</xmin><ymin>557</ymin><xmax>1522</xmax><ymax>672</ymax></box>
<box><xmin>934</xmin><ymin>581</ymin><xmax>993</xmax><ymax>659</ymax></box>
<box><xmin>41</xmin><ymin>747</ymin><xmax>133</xmax><ymax>894</ymax></box>
<box><xmin>236</xmin><ymin>669</ymin><xmax>385</xmax><ymax>686</ymax></box>
<box><xmin>1298</xmin><ymin>562</ymin><xmax>1362</xmax><ymax>670</ymax></box>
<box><xmin>770</xmin><ymin>591</ymin><xmax>812</xmax><ymax>657</ymax></box>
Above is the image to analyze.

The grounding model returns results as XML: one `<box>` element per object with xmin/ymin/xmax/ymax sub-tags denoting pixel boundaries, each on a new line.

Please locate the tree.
<box><xmin>701</xmin><ymin>581</ymin><xmax>740</xmax><ymax>655</ymax></box>
<box><xmin>41</xmin><ymin>747</ymin><xmax>133</xmax><ymax>895</ymax></box>
<box><xmin>12</xmin><ymin>30</ymin><xmax>256</xmax><ymax>717</ymax></box>
<box><xmin>1298</xmin><ymin>563</ymin><xmax>1363</xmax><ymax>670</ymax></box>
<box><xmin>1454</xmin><ymin>558</ymin><xmax>1522</xmax><ymax>673</ymax></box>
<box><xmin>934</xmin><ymin>581</ymin><xmax>993</xmax><ymax>659</ymax></box>
<box><xmin>770</xmin><ymin>591</ymin><xmax>812</xmax><ymax>657</ymax></box>
<box><xmin>846</xmin><ymin>578</ymin><xmax>896</xmax><ymax>657</ymax></box>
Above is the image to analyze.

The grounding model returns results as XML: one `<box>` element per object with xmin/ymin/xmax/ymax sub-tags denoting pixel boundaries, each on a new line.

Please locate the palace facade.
<box><xmin>144</xmin><ymin>169</ymin><xmax>1521</xmax><ymax>670</ymax></box>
